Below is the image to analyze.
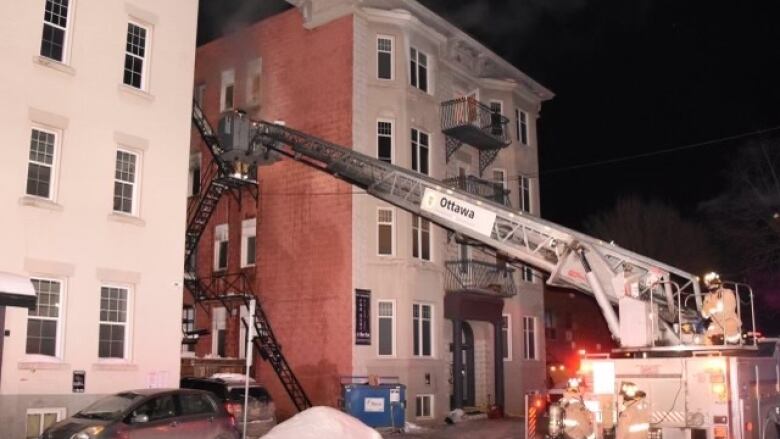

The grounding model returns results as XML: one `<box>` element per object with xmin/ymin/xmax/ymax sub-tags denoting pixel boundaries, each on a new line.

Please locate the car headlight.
<box><xmin>70</xmin><ymin>426</ymin><xmax>104</xmax><ymax>439</ymax></box>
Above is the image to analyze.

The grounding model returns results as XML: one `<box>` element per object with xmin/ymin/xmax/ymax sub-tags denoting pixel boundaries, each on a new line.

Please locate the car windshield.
<box><xmin>228</xmin><ymin>387</ymin><xmax>270</xmax><ymax>403</ymax></box>
<box><xmin>75</xmin><ymin>392</ymin><xmax>144</xmax><ymax>420</ymax></box>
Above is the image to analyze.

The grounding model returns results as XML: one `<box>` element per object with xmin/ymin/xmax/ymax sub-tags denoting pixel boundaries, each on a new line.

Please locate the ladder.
<box><xmin>250</xmin><ymin>120</ymin><xmax>705</xmax><ymax>346</ymax></box>
<box><xmin>184</xmin><ymin>102</ymin><xmax>312</xmax><ymax>411</ymax></box>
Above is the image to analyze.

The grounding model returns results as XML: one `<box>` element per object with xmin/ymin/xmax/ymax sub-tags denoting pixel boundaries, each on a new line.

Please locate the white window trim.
<box><xmin>409</xmin><ymin>46</ymin><xmax>432</xmax><ymax>94</ymax></box>
<box><xmin>377</xmin><ymin>35</ymin><xmax>394</xmax><ymax>80</ymax></box>
<box><xmin>519</xmin><ymin>175</ymin><xmax>532</xmax><ymax>214</ymax></box>
<box><xmin>412</xmin><ymin>302</ymin><xmax>434</xmax><ymax>358</ymax></box>
<box><xmin>376</xmin><ymin>118</ymin><xmax>394</xmax><ymax>164</ymax></box>
<box><xmin>25</xmin><ymin>277</ymin><xmax>66</xmax><ymax>361</ymax></box>
<box><xmin>377</xmin><ymin>299</ymin><xmax>396</xmax><ymax>358</ymax></box>
<box><xmin>523</xmin><ymin>316</ymin><xmax>538</xmax><ymax>361</ymax></box>
<box><xmin>516</xmin><ymin>108</ymin><xmax>529</xmax><ymax>145</ymax></box>
<box><xmin>412</xmin><ymin>215</ymin><xmax>432</xmax><ymax>262</ymax></box>
<box><xmin>240</xmin><ymin>218</ymin><xmax>256</xmax><ymax>268</ymax></box>
<box><xmin>415</xmin><ymin>394</ymin><xmax>434</xmax><ymax>419</ymax></box>
<box><xmin>181</xmin><ymin>304</ymin><xmax>196</xmax><ymax>356</ymax></box>
<box><xmin>25</xmin><ymin>126</ymin><xmax>61</xmax><ymax>201</ymax></box>
<box><xmin>220</xmin><ymin>69</ymin><xmax>235</xmax><ymax>112</ymax></box>
<box><xmin>125</xmin><ymin>20</ymin><xmax>151</xmax><ymax>91</ymax></box>
<box><xmin>26</xmin><ymin>407</ymin><xmax>67</xmax><ymax>438</ymax></box>
<box><xmin>98</xmin><ymin>284</ymin><xmax>133</xmax><ymax>362</ymax></box>
<box><xmin>490</xmin><ymin>99</ymin><xmax>504</xmax><ymax>116</ymax></box>
<box><xmin>211</xmin><ymin>306</ymin><xmax>227</xmax><ymax>357</ymax></box>
<box><xmin>502</xmin><ymin>314</ymin><xmax>513</xmax><ymax>361</ymax></box>
<box><xmin>113</xmin><ymin>147</ymin><xmax>141</xmax><ymax>216</ymax></box>
<box><xmin>522</xmin><ymin>265</ymin><xmax>534</xmax><ymax>283</ymax></box>
<box><xmin>40</xmin><ymin>0</ymin><xmax>74</xmax><ymax>64</ymax></box>
<box><xmin>411</xmin><ymin>127</ymin><xmax>430</xmax><ymax>175</ymax></box>
<box><xmin>214</xmin><ymin>223</ymin><xmax>229</xmax><ymax>271</ymax></box>
<box><xmin>376</xmin><ymin>207</ymin><xmax>395</xmax><ymax>257</ymax></box>
<box><xmin>492</xmin><ymin>168</ymin><xmax>507</xmax><ymax>192</ymax></box>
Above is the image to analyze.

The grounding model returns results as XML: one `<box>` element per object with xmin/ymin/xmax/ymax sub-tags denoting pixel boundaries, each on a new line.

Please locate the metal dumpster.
<box><xmin>341</xmin><ymin>377</ymin><xmax>406</xmax><ymax>429</ymax></box>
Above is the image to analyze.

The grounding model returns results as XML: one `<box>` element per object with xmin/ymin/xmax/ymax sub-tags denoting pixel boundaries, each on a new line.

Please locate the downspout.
<box><xmin>577</xmin><ymin>249</ymin><xmax>622</xmax><ymax>344</ymax></box>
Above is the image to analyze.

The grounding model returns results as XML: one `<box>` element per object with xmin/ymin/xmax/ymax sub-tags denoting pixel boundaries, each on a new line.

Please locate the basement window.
<box><xmin>415</xmin><ymin>394</ymin><xmax>433</xmax><ymax>418</ymax></box>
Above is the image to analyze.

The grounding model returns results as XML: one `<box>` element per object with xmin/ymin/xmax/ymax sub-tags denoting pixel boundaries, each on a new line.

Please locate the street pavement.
<box><xmin>382</xmin><ymin>417</ymin><xmax>526</xmax><ymax>439</ymax></box>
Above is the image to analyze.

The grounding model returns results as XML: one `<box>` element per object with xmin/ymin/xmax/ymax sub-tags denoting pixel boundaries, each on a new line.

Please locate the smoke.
<box><xmin>198</xmin><ymin>0</ymin><xmax>292</xmax><ymax>45</ymax></box>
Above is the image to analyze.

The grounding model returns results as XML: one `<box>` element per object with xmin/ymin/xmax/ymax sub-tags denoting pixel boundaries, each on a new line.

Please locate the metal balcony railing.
<box><xmin>443</xmin><ymin>175</ymin><xmax>511</xmax><ymax>207</ymax></box>
<box><xmin>441</xmin><ymin>97</ymin><xmax>511</xmax><ymax>150</ymax></box>
<box><xmin>445</xmin><ymin>260</ymin><xmax>517</xmax><ymax>297</ymax></box>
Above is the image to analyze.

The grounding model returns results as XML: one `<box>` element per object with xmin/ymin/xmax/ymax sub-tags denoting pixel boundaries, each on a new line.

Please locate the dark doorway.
<box><xmin>459</xmin><ymin>321</ymin><xmax>475</xmax><ymax>407</ymax></box>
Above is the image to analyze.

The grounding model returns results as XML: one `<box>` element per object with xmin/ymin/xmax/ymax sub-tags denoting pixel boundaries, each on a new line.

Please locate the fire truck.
<box><xmin>188</xmin><ymin>105</ymin><xmax>780</xmax><ymax>437</ymax></box>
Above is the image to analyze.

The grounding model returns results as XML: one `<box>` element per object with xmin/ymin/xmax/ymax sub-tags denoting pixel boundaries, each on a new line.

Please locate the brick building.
<box><xmin>184</xmin><ymin>0</ymin><xmax>553</xmax><ymax>420</ymax></box>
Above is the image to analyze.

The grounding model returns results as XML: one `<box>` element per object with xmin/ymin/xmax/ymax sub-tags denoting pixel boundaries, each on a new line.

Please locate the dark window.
<box><xmin>179</xmin><ymin>393</ymin><xmax>216</xmax><ymax>415</ymax></box>
<box><xmin>502</xmin><ymin>315</ymin><xmax>510</xmax><ymax>359</ymax></box>
<box><xmin>132</xmin><ymin>395</ymin><xmax>176</xmax><ymax>421</ymax></box>
<box><xmin>182</xmin><ymin>305</ymin><xmax>196</xmax><ymax>352</ymax></box>
<box><xmin>225</xmin><ymin>84</ymin><xmax>235</xmax><ymax>110</ymax></box>
<box><xmin>410</xmin><ymin>47</ymin><xmax>429</xmax><ymax>92</ymax></box>
<box><xmin>228</xmin><ymin>387</ymin><xmax>271</xmax><ymax>403</ymax></box>
<box><xmin>246</xmin><ymin>235</ymin><xmax>256</xmax><ymax>265</ymax></box>
<box><xmin>377</xmin><ymin>121</ymin><xmax>392</xmax><ymax>163</ymax></box>
<box><xmin>545</xmin><ymin>311</ymin><xmax>557</xmax><ymax>340</ymax></box>
<box><xmin>218</xmin><ymin>241</ymin><xmax>228</xmax><ymax>270</ymax></box>
<box><xmin>378</xmin><ymin>301</ymin><xmax>394</xmax><ymax>356</ymax></box>
<box><xmin>377</xmin><ymin>209</ymin><xmax>393</xmax><ymax>256</ymax></box>
<box><xmin>516</xmin><ymin>109</ymin><xmax>528</xmax><ymax>145</ymax></box>
<box><xmin>412</xmin><ymin>215</ymin><xmax>431</xmax><ymax>261</ymax></box>
<box><xmin>99</xmin><ymin>286</ymin><xmax>128</xmax><ymax>358</ymax></box>
<box><xmin>113</xmin><ymin>150</ymin><xmax>137</xmax><ymax>214</ymax></box>
<box><xmin>411</xmin><ymin>129</ymin><xmax>429</xmax><ymax>175</ymax></box>
<box><xmin>26</xmin><ymin>129</ymin><xmax>56</xmax><ymax>198</ymax></box>
<box><xmin>123</xmin><ymin>23</ymin><xmax>147</xmax><ymax>89</ymax></box>
<box><xmin>40</xmin><ymin>0</ymin><xmax>69</xmax><ymax>62</ymax></box>
<box><xmin>26</xmin><ymin>279</ymin><xmax>61</xmax><ymax>356</ymax></box>
<box><xmin>377</xmin><ymin>37</ymin><xmax>392</xmax><ymax>80</ymax></box>
<box><xmin>490</xmin><ymin>101</ymin><xmax>504</xmax><ymax>137</ymax></box>
<box><xmin>519</xmin><ymin>176</ymin><xmax>531</xmax><ymax>213</ymax></box>
<box><xmin>413</xmin><ymin>304</ymin><xmax>432</xmax><ymax>357</ymax></box>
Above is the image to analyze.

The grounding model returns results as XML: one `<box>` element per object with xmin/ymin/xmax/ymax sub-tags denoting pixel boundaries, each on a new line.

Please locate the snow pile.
<box><xmin>262</xmin><ymin>406</ymin><xmax>382</xmax><ymax>439</ymax></box>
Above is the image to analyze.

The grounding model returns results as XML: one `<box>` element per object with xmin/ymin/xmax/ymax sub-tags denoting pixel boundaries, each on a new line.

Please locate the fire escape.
<box><xmin>182</xmin><ymin>102</ymin><xmax>312</xmax><ymax>412</ymax></box>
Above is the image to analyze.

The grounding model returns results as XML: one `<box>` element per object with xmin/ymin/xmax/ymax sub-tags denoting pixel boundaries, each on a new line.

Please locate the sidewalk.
<box><xmin>382</xmin><ymin>417</ymin><xmax>525</xmax><ymax>439</ymax></box>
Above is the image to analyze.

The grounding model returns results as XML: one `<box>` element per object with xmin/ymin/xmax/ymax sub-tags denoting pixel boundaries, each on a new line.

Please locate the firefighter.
<box><xmin>701</xmin><ymin>272</ymin><xmax>742</xmax><ymax>344</ymax></box>
<box><xmin>616</xmin><ymin>382</ymin><xmax>650</xmax><ymax>439</ymax></box>
<box><xmin>558</xmin><ymin>378</ymin><xmax>595</xmax><ymax>439</ymax></box>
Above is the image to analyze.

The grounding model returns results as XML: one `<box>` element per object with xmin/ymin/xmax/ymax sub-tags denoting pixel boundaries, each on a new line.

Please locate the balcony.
<box><xmin>445</xmin><ymin>260</ymin><xmax>516</xmax><ymax>298</ymax></box>
<box><xmin>443</xmin><ymin>175</ymin><xmax>511</xmax><ymax>207</ymax></box>
<box><xmin>441</xmin><ymin>97</ymin><xmax>511</xmax><ymax>150</ymax></box>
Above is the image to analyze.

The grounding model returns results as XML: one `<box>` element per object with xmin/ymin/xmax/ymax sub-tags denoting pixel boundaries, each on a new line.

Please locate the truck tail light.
<box><xmin>713</xmin><ymin>426</ymin><xmax>728</xmax><ymax>438</ymax></box>
<box><xmin>746</xmin><ymin>421</ymin><xmax>753</xmax><ymax>432</ymax></box>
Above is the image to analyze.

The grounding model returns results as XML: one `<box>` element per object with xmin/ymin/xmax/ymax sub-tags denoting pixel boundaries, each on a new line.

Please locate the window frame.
<box><xmin>523</xmin><ymin>316</ymin><xmax>538</xmax><ymax>360</ymax></box>
<box><xmin>502</xmin><ymin>314</ymin><xmax>512</xmax><ymax>361</ymax></box>
<box><xmin>211</xmin><ymin>306</ymin><xmax>227</xmax><ymax>357</ymax></box>
<box><xmin>181</xmin><ymin>305</ymin><xmax>196</xmax><ymax>355</ymax></box>
<box><xmin>409</xmin><ymin>47</ymin><xmax>430</xmax><ymax>93</ymax></box>
<box><xmin>516</xmin><ymin>108</ymin><xmax>529</xmax><ymax>145</ymax></box>
<box><xmin>214</xmin><ymin>223</ymin><xmax>229</xmax><ymax>271</ymax></box>
<box><xmin>98</xmin><ymin>284</ymin><xmax>133</xmax><ymax>361</ymax></box>
<box><xmin>246</xmin><ymin>58</ymin><xmax>262</xmax><ymax>106</ymax></box>
<box><xmin>220</xmin><ymin>69</ymin><xmax>236</xmax><ymax>112</ymax></box>
<box><xmin>188</xmin><ymin>152</ymin><xmax>201</xmax><ymax>197</ymax></box>
<box><xmin>519</xmin><ymin>175</ymin><xmax>531</xmax><ymax>214</ymax></box>
<box><xmin>377</xmin><ymin>35</ymin><xmax>394</xmax><ymax>80</ymax></box>
<box><xmin>376</xmin><ymin>207</ymin><xmax>395</xmax><ymax>257</ymax></box>
<box><xmin>377</xmin><ymin>299</ymin><xmax>396</xmax><ymax>358</ymax></box>
<box><xmin>492</xmin><ymin>168</ymin><xmax>507</xmax><ymax>192</ymax></box>
<box><xmin>412</xmin><ymin>302</ymin><xmax>434</xmax><ymax>358</ymax></box>
<box><xmin>123</xmin><ymin>21</ymin><xmax>151</xmax><ymax>90</ymax></box>
<box><xmin>377</xmin><ymin>119</ymin><xmax>394</xmax><ymax>164</ymax></box>
<box><xmin>240</xmin><ymin>218</ymin><xmax>256</xmax><ymax>268</ymax></box>
<box><xmin>39</xmin><ymin>0</ymin><xmax>73</xmax><ymax>64</ymax></box>
<box><xmin>412</xmin><ymin>214</ymin><xmax>432</xmax><ymax>261</ymax></box>
<box><xmin>521</xmin><ymin>265</ymin><xmax>534</xmax><ymax>283</ymax></box>
<box><xmin>410</xmin><ymin>128</ymin><xmax>430</xmax><ymax>175</ymax></box>
<box><xmin>415</xmin><ymin>394</ymin><xmax>434</xmax><ymax>419</ymax></box>
<box><xmin>113</xmin><ymin>148</ymin><xmax>140</xmax><ymax>216</ymax></box>
<box><xmin>26</xmin><ymin>277</ymin><xmax>65</xmax><ymax>359</ymax></box>
<box><xmin>26</xmin><ymin>407</ymin><xmax>66</xmax><ymax>439</ymax></box>
<box><xmin>25</xmin><ymin>126</ymin><xmax>60</xmax><ymax>201</ymax></box>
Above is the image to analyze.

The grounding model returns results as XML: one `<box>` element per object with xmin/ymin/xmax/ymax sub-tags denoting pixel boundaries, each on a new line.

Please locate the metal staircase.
<box><xmin>183</xmin><ymin>101</ymin><xmax>312</xmax><ymax>412</ymax></box>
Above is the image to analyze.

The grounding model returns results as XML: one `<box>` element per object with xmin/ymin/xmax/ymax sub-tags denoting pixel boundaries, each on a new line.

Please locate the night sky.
<box><xmin>197</xmin><ymin>0</ymin><xmax>780</xmax><ymax>228</ymax></box>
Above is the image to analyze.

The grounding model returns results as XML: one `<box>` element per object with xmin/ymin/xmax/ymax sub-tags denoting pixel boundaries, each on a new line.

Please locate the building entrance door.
<box><xmin>460</xmin><ymin>321</ymin><xmax>475</xmax><ymax>407</ymax></box>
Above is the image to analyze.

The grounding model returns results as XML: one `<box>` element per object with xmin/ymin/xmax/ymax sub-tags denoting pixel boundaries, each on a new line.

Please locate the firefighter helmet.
<box><xmin>703</xmin><ymin>272</ymin><xmax>721</xmax><ymax>290</ymax></box>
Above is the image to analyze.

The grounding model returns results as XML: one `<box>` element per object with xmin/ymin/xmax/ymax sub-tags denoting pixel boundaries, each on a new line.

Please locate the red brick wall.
<box><xmin>189</xmin><ymin>9</ymin><xmax>354</xmax><ymax>418</ymax></box>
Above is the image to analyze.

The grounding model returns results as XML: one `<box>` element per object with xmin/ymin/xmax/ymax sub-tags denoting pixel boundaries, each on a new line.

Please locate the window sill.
<box><xmin>32</xmin><ymin>56</ymin><xmax>76</xmax><ymax>76</ymax></box>
<box><xmin>19</xmin><ymin>360</ymin><xmax>70</xmax><ymax>370</ymax></box>
<box><xmin>107</xmin><ymin>212</ymin><xmax>146</xmax><ymax>227</ymax></box>
<box><xmin>117</xmin><ymin>84</ymin><xmax>155</xmax><ymax>102</ymax></box>
<box><xmin>18</xmin><ymin>196</ymin><xmax>64</xmax><ymax>212</ymax></box>
<box><xmin>92</xmin><ymin>361</ymin><xmax>138</xmax><ymax>371</ymax></box>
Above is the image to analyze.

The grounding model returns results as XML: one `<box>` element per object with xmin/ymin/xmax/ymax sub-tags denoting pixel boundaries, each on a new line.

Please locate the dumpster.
<box><xmin>341</xmin><ymin>377</ymin><xmax>405</xmax><ymax>429</ymax></box>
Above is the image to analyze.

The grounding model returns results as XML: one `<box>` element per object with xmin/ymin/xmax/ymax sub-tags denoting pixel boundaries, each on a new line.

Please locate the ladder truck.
<box><xmin>196</xmin><ymin>105</ymin><xmax>780</xmax><ymax>438</ymax></box>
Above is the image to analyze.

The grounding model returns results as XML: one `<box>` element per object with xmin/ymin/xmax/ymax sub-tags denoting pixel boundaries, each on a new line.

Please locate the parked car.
<box><xmin>40</xmin><ymin>388</ymin><xmax>239</xmax><ymax>439</ymax></box>
<box><xmin>180</xmin><ymin>374</ymin><xmax>276</xmax><ymax>439</ymax></box>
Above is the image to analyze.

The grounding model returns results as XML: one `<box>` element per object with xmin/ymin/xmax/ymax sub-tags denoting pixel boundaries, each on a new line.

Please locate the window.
<box><xmin>522</xmin><ymin>265</ymin><xmax>534</xmax><ymax>283</ymax></box>
<box><xmin>377</xmin><ymin>208</ymin><xmax>394</xmax><ymax>256</ymax></box>
<box><xmin>377</xmin><ymin>120</ymin><xmax>393</xmax><ymax>163</ymax></box>
<box><xmin>411</xmin><ymin>128</ymin><xmax>429</xmax><ymax>175</ymax></box>
<box><xmin>412</xmin><ymin>215</ymin><xmax>431</xmax><ymax>261</ymax></box>
<box><xmin>415</xmin><ymin>395</ymin><xmax>433</xmax><ymax>418</ymax></box>
<box><xmin>502</xmin><ymin>314</ymin><xmax>512</xmax><ymax>360</ymax></box>
<box><xmin>131</xmin><ymin>395</ymin><xmax>176</xmax><ymax>422</ymax></box>
<box><xmin>378</xmin><ymin>300</ymin><xmax>395</xmax><ymax>357</ymax></box>
<box><xmin>194</xmin><ymin>84</ymin><xmax>206</xmax><ymax>107</ymax></box>
<box><xmin>179</xmin><ymin>393</ymin><xmax>217</xmax><ymax>416</ymax></box>
<box><xmin>377</xmin><ymin>36</ymin><xmax>394</xmax><ymax>80</ymax></box>
<box><xmin>523</xmin><ymin>316</ymin><xmax>537</xmax><ymax>360</ymax></box>
<box><xmin>39</xmin><ymin>0</ymin><xmax>70</xmax><ymax>62</ymax></box>
<box><xmin>26</xmin><ymin>278</ymin><xmax>62</xmax><ymax>357</ymax></box>
<box><xmin>413</xmin><ymin>303</ymin><xmax>432</xmax><ymax>357</ymax></box>
<box><xmin>26</xmin><ymin>408</ymin><xmax>65</xmax><ymax>439</ymax></box>
<box><xmin>544</xmin><ymin>311</ymin><xmax>557</xmax><ymax>340</ymax></box>
<box><xmin>410</xmin><ymin>47</ymin><xmax>429</xmax><ymax>92</ymax></box>
<box><xmin>516</xmin><ymin>109</ymin><xmax>528</xmax><ymax>145</ymax></box>
<box><xmin>241</xmin><ymin>218</ymin><xmax>256</xmax><ymax>267</ymax></box>
<box><xmin>26</xmin><ymin>128</ymin><xmax>58</xmax><ymax>199</ymax></box>
<box><xmin>99</xmin><ymin>286</ymin><xmax>130</xmax><ymax>359</ymax></box>
<box><xmin>123</xmin><ymin>22</ymin><xmax>149</xmax><ymax>89</ymax></box>
<box><xmin>113</xmin><ymin>149</ymin><xmax>138</xmax><ymax>214</ymax></box>
<box><xmin>188</xmin><ymin>153</ymin><xmax>201</xmax><ymax>197</ymax></box>
<box><xmin>182</xmin><ymin>305</ymin><xmax>195</xmax><ymax>353</ymax></box>
<box><xmin>490</xmin><ymin>101</ymin><xmax>504</xmax><ymax>137</ymax></box>
<box><xmin>492</xmin><ymin>168</ymin><xmax>507</xmax><ymax>204</ymax></box>
<box><xmin>212</xmin><ymin>306</ymin><xmax>227</xmax><ymax>357</ymax></box>
<box><xmin>519</xmin><ymin>175</ymin><xmax>531</xmax><ymax>213</ymax></box>
<box><xmin>246</xmin><ymin>58</ymin><xmax>262</xmax><ymax>106</ymax></box>
<box><xmin>220</xmin><ymin>69</ymin><xmax>235</xmax><ymax>111</ymax></box>
<box><xmin>214</xmin><ymin>224</ymin><xmax>228</xmax><ymax>271</ymax></box>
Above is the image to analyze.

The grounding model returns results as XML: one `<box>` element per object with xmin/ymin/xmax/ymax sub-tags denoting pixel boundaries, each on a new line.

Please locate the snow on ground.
<box><xmin>262</xmin><ymin>406</ymin><xmax>382</xmax><ymax>439</ymax></box>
